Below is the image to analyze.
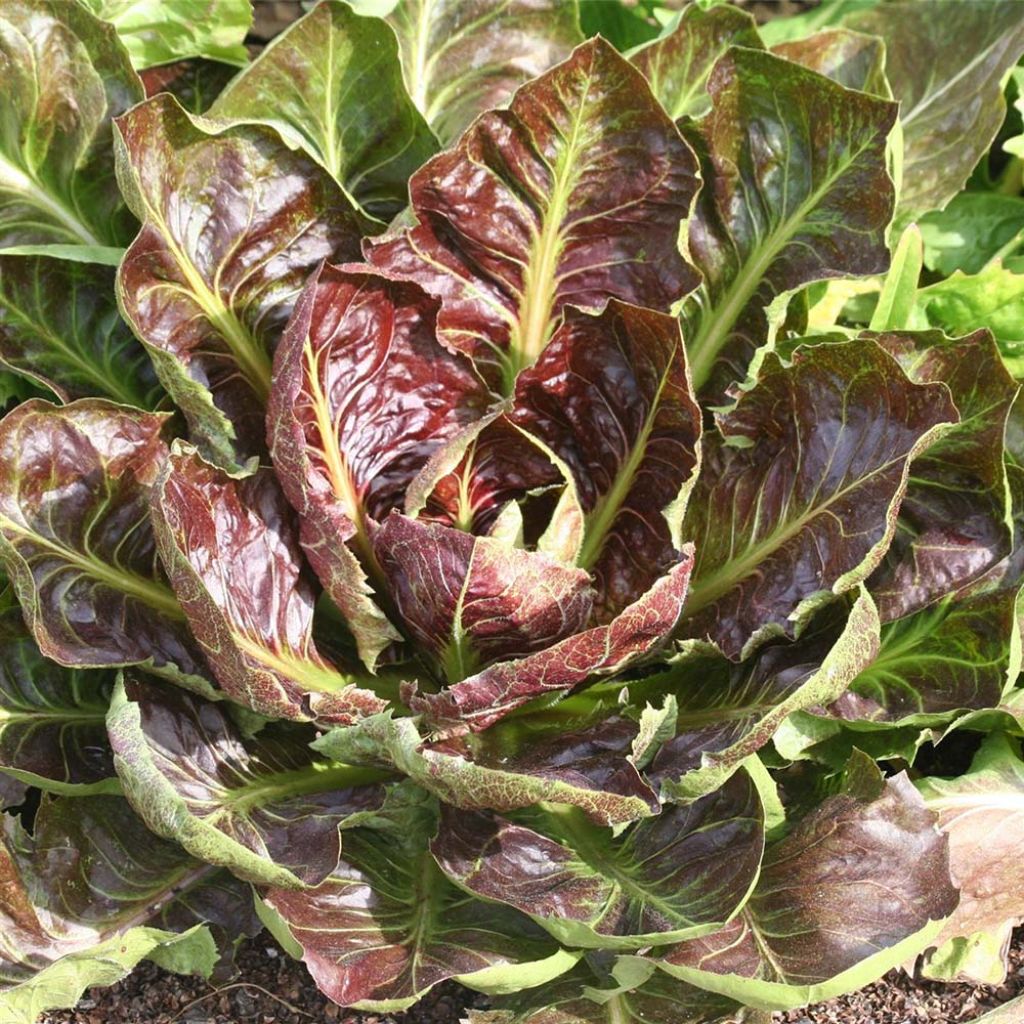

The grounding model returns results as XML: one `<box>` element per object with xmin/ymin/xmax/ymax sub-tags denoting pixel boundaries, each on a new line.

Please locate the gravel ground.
<box><xmin>38</xmin><ymin>928</ymin><xmax>1024</xmax><ymax>1024</ymax></box>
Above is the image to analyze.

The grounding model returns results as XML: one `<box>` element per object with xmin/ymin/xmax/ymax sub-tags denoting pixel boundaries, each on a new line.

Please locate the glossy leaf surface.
<box><xmin>680</xmin><ymin>47</ymin><xmax>897</xmax><ymax>397</ymax></box>
<box><xmin>0</xmin><ymin>255</ymin><xmax>161</xmax><ymax>408</ymax></box>
<box><xmin>0</xmin><ymin>613</ymin><xmax>113</xmax><ymax>793</ymax></box>
<box><xmin>268</xmin><ymin>263</ymin><xmax>490</xmax><ymax>669</ymax></box>
<box><xmin>265</xmin><ymin>789</ymin><xmax>576</xmax><ymax>1011</ymax></box>
<box><xmin>433</xmin><ymin>767</ymin><xmax>764</xmax><ymax>949</ymax></box>
<box><xmin>506</xmin><ymin>302</ymin><xmax>701</xmax><ymax>618</ymax></box>
<box><xmin>108</xmin><ymin>676</ymin><xmax>386</xmax><ymax>888</ymax></box>
<box><xmin>151</xmin><ymin>444</ymin><xmax>385</xmax><ymax>723</ymax></box>
<box><xmin>0</xmin><ymin>400</ymin><xmax>204</xmax><ymax>682</ymax></box>
<box><xmin>366</xmin><ymin>38</ymin><xmax>700</xmax><ymax>391</ymax></box>
<box><xmin>210</xmin><ymin>1</ymin><xmax>438</xmax><ymax>221</ymax></box>
<box><xmin>80</xmin><ymin>0</ymin><xmax>250</xmax><ymax>68</ymax></box>
<box><xmin>0</xmin><ymin>1</ymin><xmax>143</xmax><ymax>247</ymax></box>
<box><xmin>680</xmin><ymin>340</ymin><xmax>956</xmax><ymax>658</ymax></box>
<box><xmin>379</xmin><ymin>0</ymin><xmax>583</xmax><ymax>143</ymax></box>
<box><xmin>867</xmin><ymin>330</ymin><xmax>1017</xmax><ymax>621</ymax></box>
<box><xmin>115</xmin><ymin>94</ymin><xmax>367</xmax><ymax>467</ymax></box>
<box><xmin>375</xmin><ymin>514</ymin><xmax>593</xmax><ymax>681</ymax></box>
<box><xmin>409</xmin><ymin>553</ymin><xmax>693</xmax><ymax>733</ymax></box>
<box><xmin>630</xmin><ymin>4</ymin><xmax>761</xmax><ymax>120</ymax></box>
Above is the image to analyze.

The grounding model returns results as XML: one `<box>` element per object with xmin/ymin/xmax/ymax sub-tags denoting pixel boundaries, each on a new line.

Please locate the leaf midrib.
<box><xmin>0</xmin><ymin>514</ymin><xmax>184</xmax><ymax>619</ymax></box>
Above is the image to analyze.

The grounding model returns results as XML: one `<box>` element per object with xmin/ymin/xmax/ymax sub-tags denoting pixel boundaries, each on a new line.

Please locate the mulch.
<box><xmin>38</xmin><ymin>928</ymin><xmax>1024</xmax><ymax>1024</ymax></box>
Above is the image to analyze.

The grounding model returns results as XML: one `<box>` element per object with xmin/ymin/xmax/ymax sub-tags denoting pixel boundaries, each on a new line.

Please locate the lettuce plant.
<box><xmin>1</xmin><ymin>1</ymin><xmax>1023</xmax><ymax>1021</ymax></box>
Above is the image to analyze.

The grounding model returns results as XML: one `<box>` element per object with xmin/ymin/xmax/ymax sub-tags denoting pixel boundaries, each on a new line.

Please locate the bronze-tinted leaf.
<box><xmin>151</xmin><ymin>443</ymin><xmax>386</xmax><ymax>723</ymax></box>
<box><xmin>0</xmin><ymin>400</ymin><xmax>205</xmax><ymax>683</ymax></box>
<box><xmin>679</xmin><ymin>340</ymin><xmax>957</xmax><ymax>659</ymax></box>
<box><xmin>366</xmin><ymin>38</ymin><xmax>700</xmax><ymax>392</ymax></box>
<box><xmin>115</xmin><ymin>94</ymin><xmax>367</xmax><ymax>467</ymax></box>
<box><xmin>267</xmin><ymin>263</ymin><xmax>492</xmax><ymax>669</ymax></box>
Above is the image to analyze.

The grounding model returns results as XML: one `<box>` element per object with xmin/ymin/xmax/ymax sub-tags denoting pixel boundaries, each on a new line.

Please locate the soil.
<box><xmin>38</xmin><ymin>928</ymin><xmax>1024</xmax><ymax>1024</ymax></box>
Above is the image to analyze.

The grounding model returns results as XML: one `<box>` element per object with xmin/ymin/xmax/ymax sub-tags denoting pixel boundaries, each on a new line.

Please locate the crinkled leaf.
<box><xmin>771</xmin><ymin>27</ymin><xmax>888</xmax><ymax>94</ymax></box>
<box><xmin>644</xmin><ymin>774</ymin><xmax>957</xmax><ymax>1010</ymax></box>
<box><xmin>108</xmin><ymin>675</ymin><xmax>386</xmax><ymax>888</ymax></box>
<box><xmin>79</xmin><ymin>0</ymin><xmax>250</xmax><ymax>68</ymax></box>
<box><xmin>922</xmin><ymin>928</ymin><xmax>1016</xmax><ymax>986</ymax></box>
<box><xmin>825</xmin><ymin>588</ymin><xmax>1020</xmax><ymax>727</ymax></box>
<box><xmin>433</xmin><ymin>767</ymin><xmax>765</xmax><ymax>950</ymax></box>
<box><xmin>917</xmin><ymin>733</ymin><xmax>1024</xmax><ymax>972</ymax></box>
<box><xmin>679</xmin><ymin>340</ymin><xmax>956</xmax><ymax>659</ymax></box>
<box><xmin>0</xmin><ymin>0</ymin><xmax>143</xmax><ymax>247</ymax></box>
<box><xmin>0</xmin><ymin>613</ymin><xmax>114</xmax><ymax>793</ymax></box>
<box><xmin>680</xmin><ymin>47</ymin><xmax>897</xmax><ymax>398</ymax></box>
<box><xmin>316</xmin><ymin>711</ymin><xmax>658</xmax><ymax>827</ymax></box>
<box><xmin>409</xmin><ymin>552</ymin><xmax>693</xmax><ymax>734</ymax></box>
<box><xmin>649</xmin><ymin>588</ymin><xmax>880</xmax><ymax>800</ymax></box>
<box><xmin>375</xmin><ymin>513</ymin><xmax>593</xmax><ymax>682</ymax></box>
<box><xmin>629</xmin><ymin>4</ymin><xmax>761</xmax><ymax>120</ymax></box>
<box><xmin>847</xmin><ymin>0</ymin><xmax>1024</xmax><ymax>221</ymax></box>
<box><xmin>918</xmin><ymin>194</ymin><xmax>1024</xmax><ymax>277</ymax></box>
<box><xmin>209</xmin><ymin>1</ymin><xmax>437</xmax><ymax>222</ymax></box>
<box><xmin>0</xmin><ymin>400</ymin><xmax>206</xmax><ymax>683</ymax></box>
<box><xmin>505</xmin><ymin>302</ymin><xmax>701</xmax><ymax>618</ymax></box>
<box><xmin>377</xmin><ymin>0</ymin><xmax>583</xmax><ymax>144</ymax></box>
<box><xmin>151</xmin><ymin>443</ymin><xmax>386</xmax><ymax>724</ymax></box>
<box><xmin>0</xmin><ymin>254</ymin><xmax>162</xmax><ymax>407</ymax></box>
<box><xmin>114</xmin><ymin>93</ymin><xmax>367</xmax><ymax>468</ymax></box>
<box><xmin>366</xmin><ymin>38</ymin><xmax>700</xmax><ymax>392</ymax></box>
<box><xmin>0</xmin><ymin>794</ymin><xmax>256</xmax><ymax>996</ymax></box>
<box><xmin>267</xmin><ymin>263</ymin><xmax>491</xmax><ymax>669</ymax></box>
<box><xmin>867</xmin><ymin>330</ymin><xmax>1017</xmax><ymax>620</ymax></box>
<box><xmin>472</xmin><ymin>963</ymin><xmax>744</xmax><ymax>1024</ymax></box>
<box><xmin>264</xmin><ymin>789</ymin><xmax>577</xmax><ymax>1011</ymax></box>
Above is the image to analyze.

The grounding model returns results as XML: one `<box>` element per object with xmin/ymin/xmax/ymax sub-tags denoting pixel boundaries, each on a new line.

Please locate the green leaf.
<box><xmin>79</xmin><ymin>0</ymin><xmax>251</xmax><ymax>69</ymax></box>
<box><xmin>869</xmin><ymin>224</ymin><xmax>922</xmax><ymax>332</ymax></box>
<box><xmin>629</xmin><ymin>4</ymin><xmax>762</xmax><ymax>120</ymax></box>
<box><xmin>0</xmin><ymin>254</ymin><xmax>162</xmax><ymax>407</ymax></box>
<box><xmin>648</xmin><ymin>588</ymin><xmax>880</xmax><ymax>800</ymax></box>
<box><xmin>208</xmin><ymin>1</ymin><xmax>438</xmax><ymax>222</ymax></box>
<box><xmin>0</xmin><ymin>927</ymin><xmax>216</xmax><ymax>1024</ymax></box>
<box><xmin>910</xmin><ymin>264</ymin><xmax>1024</xmax><ymax>375</ymax></box>
<box><xmin>917</xmin><ymin>733</ymin><xmax>1024</xmax><ymax>980</ymax></box>
<box><xmin>678</xmin><ymin>339</ymin><xmax>956</xmax><ymax>658</ymax></box>
<box><xmin>579</xmin><ymin>0</ymin><xmax>658</xmax><ymax>52</ymax></box>
<box><xmin>469</xmin><ymin>963</ymin><xmax>743</xmax><ymax>1024</ymax></box>
<box><xmin>0</xmin><ymin>0</ymin><xmax>144</xmax><ymax>247</ymax></box>
<box><xmin>108</xmin><ymin>675</ymin><xmax>388</xmax><ymax>889</ymax></box>
<box><xmin>825</xmin><ymin>588</ymin><xmax>1021</xmax><ymax>727</ymax></box>
<box><xmin>264</xmin><ymin>787</ymin><xmax>578</xmax><ymax>1011</ymax></box>
<box><xmin>918</xmin><ymin>193</ymin><xmax>1024</xmax><ymax>276</ymax></box>
<box><xmin>641</xmin><ymin>774</ymin><xmax>958</xmax><ymax>1010</ymax></box>
<box><xmin>922</xmin><ymin>928</ymin><xmax>1016</xmax><ymax>986</ymax></box>
<box><xmin>0</xmin><ymin>245</ymin><xmax>124</xmax><ymax>266</ymax></box>
<box><xmin>0</xmin><ymin>612</ymin><xmax>115</xmax><ymax>794</ymax></box>
<box><xmin>379</xmin><ymin>0</ymin><xmax>584</xmax><ymax>143</ymax></box>
<box><xmin>432</xmin><ymin>767</ymin><xmax>767</xmax><ymax>950</ymax></box>
<box><xmin>757</xmin><ymin>0</ymin><xmax>878</xmax><ymax>46</ymax></box>
<box><xmin>680</xmin><ymin>47</ymin><xmax>898</xmax><ymax>397</ymax></box>
<box><xmin>114</xmin><ymin>93</ymin><xmax>367</xmax><ymax>468</ymax></box>
<box><xmin>846</xmin><ymin>0</ymin><xmax>1024</xmax><ymax>221</ymax></box>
